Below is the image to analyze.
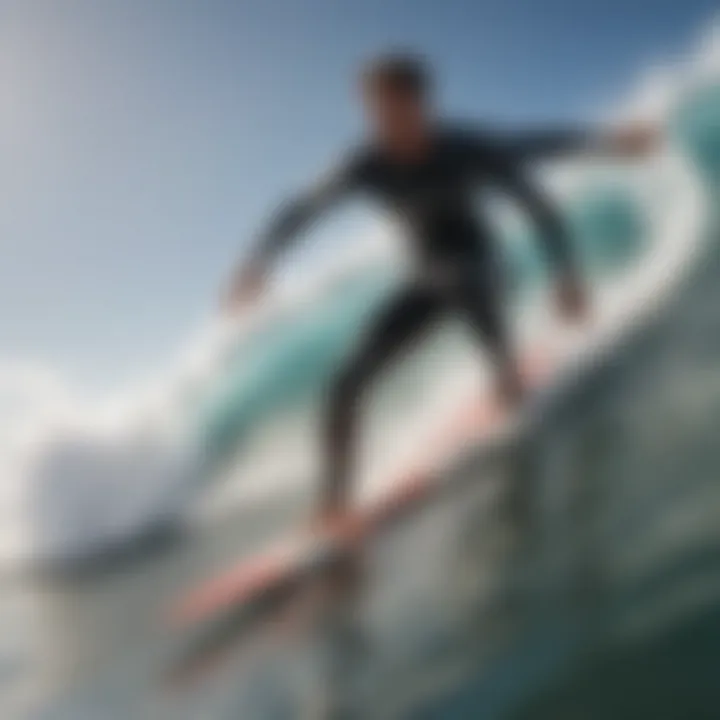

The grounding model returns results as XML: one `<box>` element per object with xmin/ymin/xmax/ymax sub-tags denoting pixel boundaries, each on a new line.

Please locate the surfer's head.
<box><xmin>360</xmin><ymin>52</ymin><xmax>433</xmax><ymax>155</ymax></box>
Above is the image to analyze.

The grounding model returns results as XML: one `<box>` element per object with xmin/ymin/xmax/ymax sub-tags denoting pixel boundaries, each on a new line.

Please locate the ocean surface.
<box><xmin>1</xmin><ymin>33</ymin><xmax>719</xmax><ymax>720</ymax></box>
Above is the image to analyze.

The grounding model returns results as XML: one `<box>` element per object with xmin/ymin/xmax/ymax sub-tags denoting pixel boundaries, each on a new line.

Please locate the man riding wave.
<box><xmin>223</xmin><ymin>53</ymin><xmax>657</xmax><ymax>521</ymax></box>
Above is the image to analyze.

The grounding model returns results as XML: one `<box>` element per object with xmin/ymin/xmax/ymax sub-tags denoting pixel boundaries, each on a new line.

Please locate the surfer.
<box><xmin>224</xmin><ymin>53</ymin><xmax>657</xmax><ymax>521</ymax></box>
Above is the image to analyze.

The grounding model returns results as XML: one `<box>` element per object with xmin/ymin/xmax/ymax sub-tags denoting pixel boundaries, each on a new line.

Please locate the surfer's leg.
<box><xmin>322</xmin><ymin>286</ymin><xmax>442</xmax><ymax>517</ymax></box>
<box><xmin>457</xmin><ymin>276</ymin><xmax>524</xmax><ymax>406</ymax></box>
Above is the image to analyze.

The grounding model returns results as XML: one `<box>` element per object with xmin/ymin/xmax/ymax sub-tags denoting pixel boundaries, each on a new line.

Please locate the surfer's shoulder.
<box><xmin>436</xmin><ymin>121</ymin><xmax>500</xmax><ymax>157</ymax></box>
<box><xmin>332</xmin><ymin>143</ymin><xmax>378</xmax><ymax>186</ymax></box>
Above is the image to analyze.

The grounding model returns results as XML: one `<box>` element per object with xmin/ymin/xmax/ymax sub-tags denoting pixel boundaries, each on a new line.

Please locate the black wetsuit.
<box><xmin>249</xmin><ymin>124</ymin><xmax>597</xmax><ymax>509</ymax></box>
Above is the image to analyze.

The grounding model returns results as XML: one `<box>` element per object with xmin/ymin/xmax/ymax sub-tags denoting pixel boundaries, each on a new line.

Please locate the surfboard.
<box><xmin>173</xmin><ymin>350</ymin><xmax>551</xmax><ymax>617</ymax></box>
<box><xmin>165</xmin><ymin>349</ymin><xmax>555</xmax><ymax>685</ymax></box>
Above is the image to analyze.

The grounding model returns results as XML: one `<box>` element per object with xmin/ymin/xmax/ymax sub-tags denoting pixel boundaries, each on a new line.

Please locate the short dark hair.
<box><xmin>361</xmin><ymin>52</ymin><xmax>431</xmax><ymax>100</ymax></box>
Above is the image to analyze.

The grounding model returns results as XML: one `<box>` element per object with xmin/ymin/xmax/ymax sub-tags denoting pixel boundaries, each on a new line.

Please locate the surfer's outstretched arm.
<box><xmin>484</xmin><ymin>145</ymin><xmax>577</xmax><ymax>272</ymax></box>
<box><xmin>481</xmin><ymin>144</ymin><xmax>588</xmax><ymax>318</ymax></box>
<box><xmin>224</xmin><ymin>154</ymin><xmax>362</xmax><ymax>308</ymax></box>
<box><xmin>493</xmin><ymin>128</ymin><xmax>598</xmax><ymax>161</ymax></box>
<box><xmin>494</xmin><ymin>124</ymin><xmax>659</xmax><ymax>163</ymax></box>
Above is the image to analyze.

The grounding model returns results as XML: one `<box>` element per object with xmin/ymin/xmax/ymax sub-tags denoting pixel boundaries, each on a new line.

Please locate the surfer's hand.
<box><xmin>605</xmin><ymin>124</ymin><xmax>660</xmax><ymax>158</ymax></box>
<box><xmin>222</xmin><ymin>263</ymin><xmax>266</xmax><ymax>313</ymax></box>
<box><xmin>555</xmin><ymin>275</ymin><xmax>588</xmax><ymax>321</ymax></box>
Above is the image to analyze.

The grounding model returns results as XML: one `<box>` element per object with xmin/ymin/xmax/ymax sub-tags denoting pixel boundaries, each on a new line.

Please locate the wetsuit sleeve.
<box><xmin>248</xmin><ymin>154</ymin><xmax>363</xmax><ymax>270</ymax></box>
<box><xmin>498</xmin><ymin>128</ymin><xmax>600</xmax><ymax>162</ymax></box>
<box><xmin>481</xmin><ymin>145</ymin><xmax>578</xmax><ymax>276</ymax></box>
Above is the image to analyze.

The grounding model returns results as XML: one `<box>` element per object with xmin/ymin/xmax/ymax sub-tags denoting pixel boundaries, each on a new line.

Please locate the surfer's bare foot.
<box><xmin>324</xmin><ymin>553</ymin><xmax>365</xmax><ymax>601</ymax></box>
<box><xmin>555</xmin><ymin>274</ymin><xmax>589</xmax><ymax>322</ymax></box>
<box><xmin>495</xmin><ymin>366</ymin><xmax>525</xmax><ymax>409</ymax></box>
<box><xmin>317</xmin><ymin>496</ymin><xmax>344</xmax><ymax>524</ymax></box>
<box><xmin>313</xmin><ymin>497</ymin><xmax>355</xmax><ymax>536</ymax></box>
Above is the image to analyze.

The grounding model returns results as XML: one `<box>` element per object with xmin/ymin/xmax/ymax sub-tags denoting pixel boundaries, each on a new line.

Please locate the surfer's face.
<box><xmin>362</xmin><ymin>82</ymin><xmax>430</xmax><ymax>155</ymax></box>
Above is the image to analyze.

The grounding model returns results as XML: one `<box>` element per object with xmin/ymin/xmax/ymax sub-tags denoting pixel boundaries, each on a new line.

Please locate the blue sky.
<box><xmin>0</xmin><ymin>0</ymin><xmax>717</xmax><ymax>391</ymax></box>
